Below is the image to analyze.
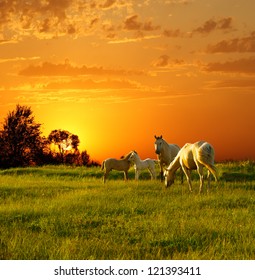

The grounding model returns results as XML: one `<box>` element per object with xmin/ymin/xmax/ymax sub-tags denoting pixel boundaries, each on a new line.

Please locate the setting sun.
<box><xmin>1</xmin><ymin>0</ymin><xmax>255</xmax><ymax>163</ymax></box>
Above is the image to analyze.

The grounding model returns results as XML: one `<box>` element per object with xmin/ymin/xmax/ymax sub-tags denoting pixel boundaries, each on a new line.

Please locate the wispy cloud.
<box><xmin>206</xmin><ymin>79</ymin><xmax>255</xmax><ymax>90</ymax></box>
<box><xmin>45</xmin><ymin>78</ymin><xmax>142</xmax><ymax>90</ymax></box>
<box><xmin>163</xmin><ymin>28</ymin><xmax>184</xmax><ymax>38</ymax></box>
<box><xmin>0</xmin><ymin>0</ymin><xmax>130</xmax><ymax>40</ymax></box>
<box><xmin>19</xmin><ymin>61</ymin><xmax>146</xmax><ymax>77</ymax></box>
<box><xmin>0</xmin><ymin>39</ymin><xmax>19</xmax><ymax>45</ymax></box>
<box><xmin>0</xmin><ymin>56</ymin><xmax>40</xmax><ymax>64</ymax></box>
<box><xmin>123</xmin><ymin>14</ymin><xmax>160</xmax><ymax>32</ymax></box>
<box><xmin>108</xmin><ymin>34</ymin><xmax>161</xmax><ymax>44</ymax></box>
<box><xmin>206</xmin><ymin>31</ymin><xmax>255</xmax><ymax>53</ymax></box>
<box><xmin>151</xmin><ymin>55</ymin><xmax>196</xmax><ymax>71</ymax></box>
<box><xmin>193</xmin><ymin>17</ymin><xmax>234</xmax><ymax>35</ymax></box>
<box><xmin>204</xmin><ymin>57</ymin><xmax>255</xmax><ymax>74</ymax></box>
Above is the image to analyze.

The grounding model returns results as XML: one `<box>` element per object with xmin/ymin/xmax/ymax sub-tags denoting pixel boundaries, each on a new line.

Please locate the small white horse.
<box><xmin>101</xmin><ymin>151</ymin><xmax>133</xmax><ymax>183</ymax></box>
<box><xmin>164</xmin><ymin>141</ymin><xmax>218</xmax><ymax>193</ymax></box>
<box><xmin>129</xmin><ymin>151</ymin><xmax>157</xmax><ymax>180</ymax></box>
<box><xmin>154</xmin><ymin>135</ymin><xmax>181</xmax><ymax>181</ymax></box>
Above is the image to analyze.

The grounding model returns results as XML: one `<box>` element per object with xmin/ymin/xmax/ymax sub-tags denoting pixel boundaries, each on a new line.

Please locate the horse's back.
<box><xmin>104</xmin><ymin>157</ymin><xmax>130</xmax><ymax>171</ymax></box>
<box><xmin>179</xmin><ymin>141</ymin><xmax>216</xmax><ymax>168</ymax></box>
<box><xmin>193</xmin><ymin>141</ymin><xmax>215</xmax><ymax>164</ymax></box>
<box><xmin>144</xmin><ymin>158</ymin><xmax>156</xmax><ymax>167</ymax></box>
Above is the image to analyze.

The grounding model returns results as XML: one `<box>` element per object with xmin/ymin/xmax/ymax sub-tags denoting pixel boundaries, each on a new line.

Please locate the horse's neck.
<box><xmin>162</xmin><ymin>141</ymin><xmax>172</xmax><ymax>160</ymax></box>
<box><xmin>123</xmin><ymin>152</ymin><xmax>132</xmax><ymax>161</ymax></box>
<box><xmin>170</xmin><ymin>154</ymin><xmax>181</xmax><ymax>172</ymax></box>
<box><xmin>134</xmin><ymin>154</ymin><xmax>143</xmax><ymax>167</ymax></box>
<box><xmin>135</xmin><ymin>154</ymin><xmax>141</xmax><ymax>162</ymax></box>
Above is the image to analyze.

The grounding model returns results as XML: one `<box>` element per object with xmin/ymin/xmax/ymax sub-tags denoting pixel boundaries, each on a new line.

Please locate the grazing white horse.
<box><xmin>154</xmin><ymin>135</ymin><xmax>181</xmax><ymax>181</ymax></box>
<box><xmin>101</xmin><ymin>151</ymin><xmax>133</xmax><ymax>183</ymax></box>
<box><xmin>164</xmin><ymin>141</ymin><xmax>218</xmax><ymax>193</ymax></box>
<box><xmin>129</xmin><ymin>151</ymin><xmax>157</xmax><ymax>180</ymax></box>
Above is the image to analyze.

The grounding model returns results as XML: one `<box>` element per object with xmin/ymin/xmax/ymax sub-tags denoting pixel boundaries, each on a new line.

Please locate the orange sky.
<box><xmin>1</xmin><ymin>0</ymin><xmax>255</xmax><ymax>162</ymax></box>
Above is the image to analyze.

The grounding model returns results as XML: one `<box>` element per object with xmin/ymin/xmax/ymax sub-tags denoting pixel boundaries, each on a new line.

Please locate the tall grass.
<box><xmin>0</xmin><ymin>163</ymin><xmax>255</xmax><ymax>259</ymax></box>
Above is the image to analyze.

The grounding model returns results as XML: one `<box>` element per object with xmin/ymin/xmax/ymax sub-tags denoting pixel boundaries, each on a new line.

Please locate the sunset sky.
<box><xmin>1</xmin><ymin>0</ymin><xmax>255</xmax><ymax>162</ymax></box>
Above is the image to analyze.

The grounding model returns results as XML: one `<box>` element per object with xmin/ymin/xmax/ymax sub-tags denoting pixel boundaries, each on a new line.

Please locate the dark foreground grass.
<box><xmin>0</xmin><ymin>163</ymin><xmax>255</xmax><ymax>260</ymax></box>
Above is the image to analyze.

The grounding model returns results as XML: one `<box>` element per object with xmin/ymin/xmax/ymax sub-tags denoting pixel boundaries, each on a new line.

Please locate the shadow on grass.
<box><xmin>221</xmin><ymin>172</ymin><xmax>255</xmax><ymax>182</ymax></box>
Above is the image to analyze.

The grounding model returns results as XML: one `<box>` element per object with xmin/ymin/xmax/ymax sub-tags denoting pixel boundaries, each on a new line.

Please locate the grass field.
<box><xmin>0</xmin><ymin>161</ymin><xmax>255</xmax><ymax>260</ymax></box>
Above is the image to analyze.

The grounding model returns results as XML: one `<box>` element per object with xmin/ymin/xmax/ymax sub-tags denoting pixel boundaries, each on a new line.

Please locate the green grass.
<box><xmin>0</xmin><ymin>162</ymin><xmax>255</xmax><ymax>260</ymax></box>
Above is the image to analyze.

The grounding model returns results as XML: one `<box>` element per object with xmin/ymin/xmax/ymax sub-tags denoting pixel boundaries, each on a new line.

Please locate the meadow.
<box><xmin>0</xmin><ymin>161</ymin><xmax>255</xmax><ymax>260</ymax></box>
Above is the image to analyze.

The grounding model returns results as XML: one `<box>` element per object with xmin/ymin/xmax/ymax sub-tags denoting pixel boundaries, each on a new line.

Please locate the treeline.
<box><xmin>0</xmin><ymin>104</ymin><xmax>99</xmax><ymax>168</ymax></box>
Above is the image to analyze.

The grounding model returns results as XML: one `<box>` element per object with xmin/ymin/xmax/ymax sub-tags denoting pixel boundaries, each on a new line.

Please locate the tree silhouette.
<box><xmin>0</xmin><ymin>105</ymin><xmax>96</xmax><ymax>167</ymax></box>
<box><xmin>0</xmin><ymin>104</ymin><xmax>45</xmax><ymax>167</ymax></box>
<box><xmin>48</xmin><ymin>129</ymin><xmax>80</xmax><ymax>163</ymax></box>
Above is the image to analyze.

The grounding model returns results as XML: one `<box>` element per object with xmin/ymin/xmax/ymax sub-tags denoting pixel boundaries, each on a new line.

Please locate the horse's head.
<box><xmin>164</xmin><ymin>167</ymin><xmax>175</xmax><ymax>188</ymax></box>
<box><xmin>128</xmin><ymin>151</ymin><xmax>136</xmax><ymax>162</ymax></box>
<box><xmin>154</xmin><ymin>135</ymin><xmax>163</xmax><ymax>155</ymax></box>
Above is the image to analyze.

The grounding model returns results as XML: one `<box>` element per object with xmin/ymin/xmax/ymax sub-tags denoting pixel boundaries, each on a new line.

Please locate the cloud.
<box><xmin>99</xmin><ymin>0</ymin><xmax>117</xmax><ymax>9</ymax></box>
<box><xmin>108</xmin><ymin>34</ymin><xmax>160</xmax><ymax>44</ymax></box>
<box><xmin>0</xmin><ymin>0</ymin><xmax>125</xmax><ymax>40</ymax></box>
<box><xmin>0</xmin><ymin>56</ymin><xmax>40</xmax><ymax>64</ymax></box>
<box><xmin>206</xmin><ymin>32</ymin><xmax>255</xmax><ymax>53</ymax></box>
<box><xmin>1</xmin><ymin>0</ymin><xmax>162</xmax><ymax>41</ymax></box>
<box><xmin>0</xmin><ymin>0</ymin><xmax>79</xmax><ymax>39</ymax></box>
<box><xmin>152</xmin><ymin>55</ymin><xmax>186</xmax><ymax>68</ymax></box>
<box><xmin>123</xmin><ymin>14</ymin><xmax>160</xmax><ymax>31</ymax></box>
<box><xmin>205</xmin><ymin>57</ymin><xmax>255</xmax><ymax>74</ymax></box>
<box><xmin>0</xmin><ymin>0</ymin><xmax>140</xmax><ymax>41</ymax></box>
<box><xmin>206</xmin><ymin>79</ymin><xmax>255</xmax><ymax>89</ymax></box>
<box><xmin>193</xmin><ymin>17</ymin><xmax>233</xmax><ymax>35</ymax></box>
<box><xmin>45</xmin><ymin>78</ymin><xmax>142</xmax><ymax>90</ymax></box>
<box><xmin>163</xmin><ymin>28</ymin><xmax>183</xmax><ymax>38</ymax></box>
<box><xmin>106</xmin><ymin>13</ymin><xmax>162</xmax><ymax>43</ymax></box>
<box><xmin>165</xmin><ymin>0</ymin><xmax>193</xmax><ymax>4</ymax></box>
<box><xmin>163</xmin><ymin>17</ymin><xmax>233</xmax><ymax>39</ymax></box>
<box><xmin>152</xmin><ymin>55</ymin><xmax>170</xmax><ymax>67</ymax></box>
<box><xmin>19</xmin><ymin>61</ymin><xmax>146</xmax><ymax>77</ymax></box>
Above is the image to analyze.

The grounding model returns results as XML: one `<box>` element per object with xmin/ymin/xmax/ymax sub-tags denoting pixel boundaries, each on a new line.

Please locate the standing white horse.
<box><xmin>129</xmin><ymin>151</ymin><xmax>157</xmax><ymax>180</ymax></box>
<box><xmin>154</xmin><ymin>135</ymin><xmax>181</xmax><ymax>181</ymax></box>
<box><xmin>164</xmin><ymin>141</ymin><xmax>218</xmax><ymax>193</ymax></box>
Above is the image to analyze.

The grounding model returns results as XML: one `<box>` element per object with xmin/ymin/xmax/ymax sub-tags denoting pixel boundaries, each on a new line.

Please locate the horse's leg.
<box><xmin>136</xmin><ymin>169</ymin><xmax>140</xmax><ymax>180</ymax></box>
<box><xmin>103</xmin><ymin>170</ymin><xmax>108</xmax><ymax>183</ymax></box>
<box><xmin>160</xmin><ymin>163</ymin><xmax>164</xmax><ymax>182</ymax></box>
<box><xmin>124</xmin><ymin>170</ymin><xmax>128</xmax><ymax>181</ymax></box>
<box><xmin>207</xmin><ymin>170</ymin><xmax>211</xmax><ymax>192</ymax></box>
<box><xmin>151</xmin><ymin>163</ymin><xmax>156</xmax><ymax>179</ymax></box>
<box><xmin>182</xmin><ymin>166</ymin><xmax>192</xmax><ymax>192</ymax></box>
<box><xmin>148</xmin><ymin>167</ymin><xmax>156</xmax><ymax>180</ymax></box>
<box><xmin>148</xmin><ymin>168</ymin><xmax>153</xmax><ymax>180</ymax></box>
<box><xmin>197</xmin><ymin>164</ymin><xmax>204</xmax><ymax>193</ymax></box>
<box><xmin>180</xmin><ymin>169</ymin><xmax>184</xmax><ymax>184</ymax></box>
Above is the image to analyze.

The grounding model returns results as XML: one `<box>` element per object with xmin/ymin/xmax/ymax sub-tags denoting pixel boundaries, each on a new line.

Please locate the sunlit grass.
<box><xmin>0</xmin><ymin>163</ymin><xmax>255</xmax><ymax>259</ymax></box>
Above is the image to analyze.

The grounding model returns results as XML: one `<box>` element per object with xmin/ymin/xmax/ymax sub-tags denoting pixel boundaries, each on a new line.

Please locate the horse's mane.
<box><xmin>121</xmin><ymin>151</ymin><xmax>134</xmax><ymax>160</ymax></box>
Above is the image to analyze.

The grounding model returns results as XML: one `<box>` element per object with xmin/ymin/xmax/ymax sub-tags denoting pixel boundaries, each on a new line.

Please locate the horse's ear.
<box><xmin>160</xmin><ymin>135</ymin><xmax>162</xmax><ymax>139</ymax></box>
<box><xmin>154</xmin><ymin>135</ymin><xmax>157</xmax><ymax>139</ymax></box>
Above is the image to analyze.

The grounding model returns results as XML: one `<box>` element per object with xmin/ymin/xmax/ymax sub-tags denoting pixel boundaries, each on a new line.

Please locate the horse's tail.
<box><xmin>101</xmin><ymin>160</ymin><xmax>105</xmax><ymax>170</ymax></box>
<box><xmin>198</xmin><ymin>142</ymin><xmax>218</xmax><ymax>182</ymax></box>
<box><xmin>204</xmin><ymin>162</ymin><xmax>219</xmax><ymax>182</ymax></box>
